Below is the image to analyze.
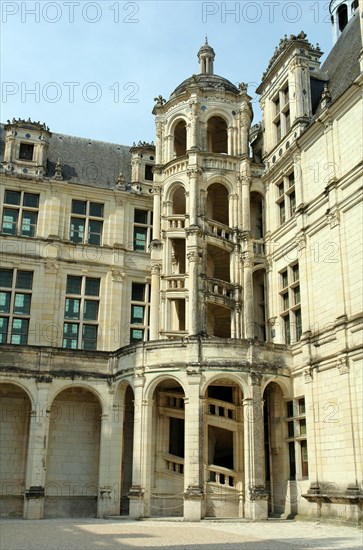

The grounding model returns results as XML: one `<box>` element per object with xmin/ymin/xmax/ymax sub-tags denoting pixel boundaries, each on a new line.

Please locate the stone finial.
<box><xmin>238</xmin><ymin>82</ymin><xmax>248</xmax><ymax>94</ymax></box>
<box><xmin>321</xmin><ymin>83</ymin><xmax>332</xmax><ymax>110</ymax></box>
<box><xmin>116</xmin><ymin>172</ymin><xmax>125</xmax><ymax>188</ymax></box>
<box><xmin>154</xmin><ymin>95</ymin><xmax>166</xmax><ymax>107</ymax></box>
<box><xmin>54</xmin><ymin>158</ymin><xmax>63</xmax><ymax>181</ymax></box>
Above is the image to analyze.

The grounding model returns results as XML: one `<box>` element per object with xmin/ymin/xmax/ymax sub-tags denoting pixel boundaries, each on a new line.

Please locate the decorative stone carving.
<box><xmin>248</xmin><ymin>485</ymin><xmax>269</xmax><ymax>500</ymax></box>
<box><xmin>154</xmin><ymin>95</ymin><xmax>166</xmax><ymax>106</ymax></box>
<box><xmin>337</xmin><ymin>356</ymin><xmax>349</xmax><ymax>375</ymax></box>
<box><xmin>184</xmin><ymin>485</ymin><xmax>203</xmax><ymax>498</ymax></box>
<box><xmin>111</xmin><ymin>269</ymin><xmax>126</xmax><ymax>282</ymax></box>
<box><xmin>295</xmin><ymin>231</ymin><xmax>306</xmax><ymax>251</ymax></box>
<box><xmin>128</xmin><ymin>485</ymin><xmax>144</xmax><ymax>497</ymax></box>
<box><xmin>249</xmin><ymin>371</ymin><xmax>263</xmax><ymax>386</ymax></box>
<box><xmin>326</xmin><ymin>209</ymin><xmax>340</xmax><ymax>228</ymax></box>
<box><xmin>303</xmin><ymin>366</ymin><xmax>313</xmax><ymax>383</ymax></box>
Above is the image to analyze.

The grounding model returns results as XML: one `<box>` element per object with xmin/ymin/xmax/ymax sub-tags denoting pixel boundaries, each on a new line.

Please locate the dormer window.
<box><xmin>19</xmin><ymin>143</ymin><xmax>34</xmax><ymax>161</ymax></box>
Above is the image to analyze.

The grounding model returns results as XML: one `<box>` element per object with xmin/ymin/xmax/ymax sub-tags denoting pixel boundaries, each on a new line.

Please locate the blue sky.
<box><xmin>1</xmin><ymin>1</ymin><xmax>334</xmax><ymax>145</ymax></box>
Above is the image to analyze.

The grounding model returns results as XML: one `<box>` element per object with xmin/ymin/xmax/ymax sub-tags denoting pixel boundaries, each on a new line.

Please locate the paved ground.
<box><xmin>0</xmin><ymin>518</ymin><xmax>362</xmax><ymax>550</ymax></box>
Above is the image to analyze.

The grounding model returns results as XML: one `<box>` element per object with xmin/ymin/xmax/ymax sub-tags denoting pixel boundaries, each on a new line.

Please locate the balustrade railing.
<box><xmin>205</xmin><ymin>219</ymin><xmax>233</xmax><ymax>241</ymax></box>
<box><xmin>208</xmin><ymin>465</ymin><xmax>236</xmax><ymax>488</ymax></box>
<box><xmin>166</xmin><ymin>275</ymin><xmax>186</xmax><ymax>290</ymax></box>
<box><xmin>166</xmin><ymin>216</ymin><xmax>186</xmax><ymax>230</ymax></box>
<box><xmin>164</xmin><ymin>454</ymin><xmax>184</xmax><ymax>475</ymax></box>
<box><xmin>207</xmin><ymin>278</ymin><xmax>234</xmax><ymax>299</ymax></box>
<box><xmin>207</xmin><ymin>398</ymin><xmax>236</xmax><ymax>421</ymax></box>
<box><xmin>252</xmin><ymin>239</ymin><xmax>265</xmax><ymax>256</ymax></box>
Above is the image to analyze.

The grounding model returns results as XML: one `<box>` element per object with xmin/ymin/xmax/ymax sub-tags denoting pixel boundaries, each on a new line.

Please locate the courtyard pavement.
<box><xmin>0</xmin><ymin>518</ymin><xmax>362</xmax><ymax>550</ymax></box>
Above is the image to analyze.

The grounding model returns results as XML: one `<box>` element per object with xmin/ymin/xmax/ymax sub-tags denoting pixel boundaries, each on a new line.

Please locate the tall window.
<box><xmin>280</xmin><ymin>262</ymin><xmax>302</xmax><ymax>344</ymax></box>
<box><xmin>130</xmin><ymin>282</ymin><xmax>150</xmax><ymax>343</ymax></box>
<box><xmin>0</xmin><ymin>268</ymin><xmax>33</xmax><ymax>345</ymax></box>
<box><xmin>276</xmin><ymin>172</ymin><xmax>296</xmax><ymax>226</ymax></box>
<box><xmin>1</xmin><ymin>190</ymin><xmax>39</xmax><ymax>237</ymax></box>
<box><xmin>133</xmin><ymin>209</ymin><xmax>152</xmax><ymax>251</ymax></box>
<box><xmin>63</xmin><ymin>275</ymin><xmax>100</xmax><ymax>350</ymax></box>
<box><xmin>272</xmin><ymin>82</ymin><xmax>290</xmax><ymax>144</ymax></box>
<box><xmin>286</xmin><ymin>397</ymin><xmax>308</xmax><ymax>479</ymax></box>
<box><xmin>70</xmin><ymin>200</ymin><xmax>104</xmax><ymax>245</ymax></box>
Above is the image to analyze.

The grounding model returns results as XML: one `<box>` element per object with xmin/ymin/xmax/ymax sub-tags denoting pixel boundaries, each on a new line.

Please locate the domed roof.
<box><xmin>170</xmin><ymin>73</ymin><xmax>239</xmax><ymax>98</ymax></box>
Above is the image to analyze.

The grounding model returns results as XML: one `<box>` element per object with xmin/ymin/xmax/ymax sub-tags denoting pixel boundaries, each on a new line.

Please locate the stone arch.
<box><xmin>143</xmin><ymin>373</ymin><xmax>187</xmax><ymax>402</ymax></box>
<box><xmin>205</xmin><ymin>182</ymin><xmax>229</xmax><ymax>226</ymax></box>
<box><xmin>203</xmin><ymin>376</ymin><xmax>244</xmax><ymax>518</ymax></box>
<box><xmin>0</xmin><ymin>383</ymin><xmax>32</xmax><ymax>517</ymax></box>
<box><xmin>47</xmin><ymin>382</ymin><xmax>106</xmax><ymax>415</ymax></box>
<box><xmin>44</xmin><ymin>385</ymin><xmax>102</xmax><ymax>518</ymax></box>
<box><xmin>147</xmin><ymin>377</ymin><xmax>186</xmax><ymax>517</ymax></box>
<box><xmin>166</xmin><ymin>116</ymin><xmax>188</xmax><ymax>160</ymax></box>
<box><xmin>206</xmin><ymin>115</ymin><xmax>228</xmax><ymax>153</ymax></box>
<box><xmin>250</xmin><ymin>190</ymin><xmax>265</xmax><ymax>239</ymax></box>
<box><xmin>201</xmin><ymin>373</ymin><xmax>247</xmax><ymax>397</ymax></box>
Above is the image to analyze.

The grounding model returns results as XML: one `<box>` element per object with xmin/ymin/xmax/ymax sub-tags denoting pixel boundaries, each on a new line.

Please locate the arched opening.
<box><xmin>253</xmin><ymin>269</ymin><xmax>266</xmax><ymax>341</ymax></box>
<box><xmin>206</xmin><ymin>183</ymin><xmax>229</xmax><ymax>226</ymax></box>
<box><xmin>206</xmin><ymin>303</ymin><xmax>231</xmax><ymax>338</ymax></box>
<box><xmin>207</xmin><ymin>116</ymin><xmax>228</xmax><ymax>154</ymax></box>
<box><xmin>174</xmin><ymin>120</ymin><xmax>187</xmax><ymax>157</ymax></box>
<box><xmin>204</xmin><ymin>378</ymin><xmax>243</xmax><ymax>517</ymax></box>
<box><xmin>172</xmin><ymin>186</ymin><xmax>186</xmax><ymax>215</ymax></box>
<box><xmin>250</xmin><ymin>191</ymin><xmax>264</xmax><ymax>239</ymax></box>
<box><xmin>263</xmin><ymin>382</ymin><xmax>291</xmax><ymax>518</ymax></box>
<box><xmin>337</xmin><ymin>3</ymin><xmax>348</xmax><ymax>31</ymax></box>
<box><xmin>120</xmin><ymin>385</ymin><xmax>134</xmax><ymax>515</ymax></box>
<box><xmin>0</xmin><ymin>383</ymin><xmax>31</xmax><ymax>517</ymax></box>
<box><xmin>150</xmin><ymin>379</ymin><xmax>185</xmax><ymax>517</ymax></box>
<box><xmin>45</xmin><ymin>387</ymin><xmax>101</xmax><ymax>518</ymax></box>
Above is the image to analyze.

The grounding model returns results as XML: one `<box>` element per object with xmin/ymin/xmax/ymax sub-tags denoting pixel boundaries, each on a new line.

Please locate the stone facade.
<box><xmin>0</xmin><ymin>5</ymin><xmax>362</xmax><ymax>523</ymax></box>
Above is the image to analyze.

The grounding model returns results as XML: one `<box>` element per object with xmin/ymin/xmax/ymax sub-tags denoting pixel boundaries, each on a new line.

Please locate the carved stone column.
<box><xmin>243</xmin><ymin>252</ymin><xmax>254</xmax><ymax>339</ymax></box>
<box><xmin>129</xmin><ymin>374</ymin><xmax>145</xmax><ymax>518</ymax></box>
<box><xmin>151</xmin><ymin>185</ymin><xmax>161</xmax><ymax>240</ymax></box>
<box><xmin>243</xmin><ymin>373</ymin><xmax>268</xmax><ymax>520</ymax></box>
<box><xmin>149</xmin><ymin>262</ymin><xmax>161</xmax><ymax>340</ymax></box>
<box><xmin>23</xmin><ymin>385</ymin><xmax>50</xmax><ymax>519</ymax></box>
<box><xmin>187</xmin><ymin>249</ymin><xmax>199</xmax><ymax>335</ymax></box>
<box><xmin>187</xmin><ymin>169</ymin><xmax>201</xmax><ymax>226</ymax></box>
<box><xmin>183</xmin><ymin>374</ymin><xmax>203</xmax><ymax>520</ymax></box>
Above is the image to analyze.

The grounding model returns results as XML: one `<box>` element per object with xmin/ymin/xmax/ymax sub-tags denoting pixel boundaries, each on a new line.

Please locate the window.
<box><xmin>0</xmin><ymin>268</ymin><xmax>33</xmax><ymax>345</ymax></box>
<box><xmin>70</xmin><ymin>200</ymin><xmax>104</xmax><ymax>245</ymax></box>
<box><xmin>145</xmin><ymin>165</ymin><xmax>153</xmax><ymax>181</ymax></box>
<box><xmin>133</xmin><ymin>209</ymin><xmax>152</xmax><ymax>251</ymax></box>
<box><xmin>276</xmin><ymin>171</ymin><xmax>296</xmax><ymax>226</ymax></box>
<box><xmin>280</xmin><ymin>262</ymin><xmax>302</xmax><ymax>344</ymax></box>
<box><xmin>1</xmin><ymin>190</ymin><xmax>39</xmax><ymax>237</ymax></box>
<box><xmin>272</xmin><ymin>83</ymin><xmax>291</xmax><ymax>144</ymax></box>
<box><xmin>286</xmin><ymin>398</ymin><xmax>308</xmax><ymax>479</ymax></box>
<box><xmin>63</xmin><ymin>275</ymin><xmax>100</xmax><ymax>350</ymax></box>
<box><xmin>130</xmin><ymin>282</ymin><xmax>150</xmax><ymax>343</ymax></box>
<box><xmin>19</xmin><ymin>143</ymin><xmax>34</xmax><ymax>161</ymax></box>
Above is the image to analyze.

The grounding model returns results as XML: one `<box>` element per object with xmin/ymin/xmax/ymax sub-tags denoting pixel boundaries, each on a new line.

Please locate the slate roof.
<box><xmin>171</xmin><ymin>73</ymin><xmax>239</xmax><ymax>98</ymax></box>
<box><xmin>0</xmin><ymin>124</ymin><xmax>132</xmax><ymax>190</ymax></box>
<box><xmin>320</xmin><ymin>12</ymin><xmax>361</xmax><ymax>106</ymax></box>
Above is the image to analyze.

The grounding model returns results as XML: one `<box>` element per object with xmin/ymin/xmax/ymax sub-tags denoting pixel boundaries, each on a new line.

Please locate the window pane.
<box><xmin>281</xmin><ymin>271</ymin><xmax>288</xmax><ymax>289</ymax></box>
<box><xmin>0</xmin><ymin>317</ymin><xmax>8</xmax><ymax>343</ymax></box>
<box><xmin>72</xmin><ymin>200</ymin><xmax>86</xmax><ymax>215</ymax></box>
<box><xmin>63</xmin><ymin>323</ymin><xmax>79</xmax><ymax>348</ymax></box>
<box><xmin>283</xmin><ymin>293</ymin><xmax>289</xmax><ymax>310</ymax></box>
<box><xmin>279</xmin><ymin>201</ymin><xmax>285</xmax><ymax>224</ymax></box>
<box><xmin>131</xmin><ymin>305</ymin><xmax>144</xmax><ymax>324</ymax></box>
<box><xmin>0</xmin><ymin>292</ymin><xmax>11</xmax><ymax>313</ymax></box>
<box><xmin>11</xmin><ymin>318</ymin><xmax>29</xmax><ymax>345</ymax></box>
<box><xmin>0</xmin><ymin>269</ymin><xmax>14</xmax><ymax>288</ymax></box>
<box><xmin>134</xmin><ymin>209</ymin><xmax>148</xmax><ymax>224</ymax></box>
<box><xmin>289</xmin><ymin>441</ymin><xmax>296</xmax><ymax>479</ymax></box>
<box><xmin>299</xmin><ymin>398</ymin><xmax>305</xmax><ymax>415</ymax></box>
<box><xmin>23</xmin><ymin>193</ymin><xmax>39</xmax><ymax>208</ymax></box>
<box><xmin>13</xmin><ymin>293</ymin><xmax>31</xmax><ymax>315</ymax></box>
<box><xmin>299</xmin><ymin>419</ymin><xmax>307</xmax><ymax>435</ymax></box>
<box><xmin>82</xmin><ymin>324</ymin><xmax>97</xmax><ymax>350</ymax></box>
<box><xmin>284</xmin><ymin>315</ymin><xmax>290</xmax><ymax>344</ymax></box>
<box><xmin>132</xmin><ymin>283</ymin><xmax>145</xmax><ymax>301</ymax></box>
<box><xmin>130</xmin><ymin>328</ymin><xmax>143</xmax><ymax>343</ymax></box>
<box><xmin>4</xmin><ymin>190</ymin><xmax>21</xmax><ymax>205</ymax></box>
<box><xmin>19</xmin><ymin>143</ymin><xmax>34</xmax><ymax>161</ymax></box>
<box><xmin>16</xmin><ymin>271</ymin><xmax>33</xmax><ymax>290</ymax></box>
<box><xmin>133</xmin><ymin>227</ymin><xmax>147</xmax><ymax>251</ymax></box>
<box><xmin>84</xmin><ymin>300</ymin><xmax>99</xmax><ymax>320</ymax></box>
<box><xmin>286</xmin><ymin>401</ymin><xmax>294</xmax><ymax>418</ymax></box>
<box><xmin>66</xmin><ymin>276</ymin><xmax>82</xmax><ymax>295</ymax></box>
<box><xmin>2</xmin><ymin>209</ymin><xmax>18</xmax><ymax>235</ymax></box>
<box><xmin>21</xmin><ymin>211</ymin><xmax>38</xmax><ymax>237</ymax></box>
<box><xmin>288</xmin><ymin>421</ymin><xmax>294</xmax><ymax>437</ymax></box>
<box><xmin>89</xmin><ymin>202</ymin><xmax>104</xmax><ymax>217</ymax></box>
<box><xmin>65</xmin><ymin>298</ymin><xmax>80</xmax><ymax>319</ymax></box>
<box><xmin>293</xmin><ymin>286</ymin><xmax>300</xmax><ymax>305</ymax></box>
<box><xmin>88</xmin><ymin>220</ymin><xmax>102</xmax><ymax>245</ymax></box>
<box><xmin>292</xmin><ymin>264</ymin><xmax>299</xmax><ymax>281</ymax></box>
<box><xmin>70</xmin><ymin>217</ymin><xmax>85</xmax><ymax>243</ymax></box>
<box><xmin>85</xmin><ymin>278</ymin><xmax>100</xmax><ymax>296</ymax></box>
